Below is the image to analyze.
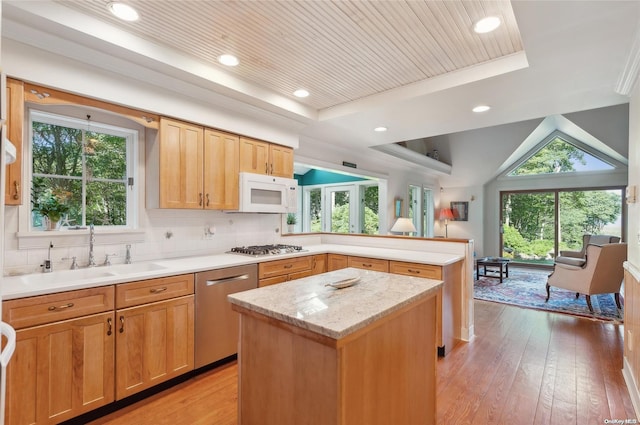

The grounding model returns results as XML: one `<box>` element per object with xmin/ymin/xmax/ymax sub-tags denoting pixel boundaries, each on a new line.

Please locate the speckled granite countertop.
<box><xmin>228</xmin><ymin>267</ymin><xmax>443</xmax><ymax>340</ymax></box>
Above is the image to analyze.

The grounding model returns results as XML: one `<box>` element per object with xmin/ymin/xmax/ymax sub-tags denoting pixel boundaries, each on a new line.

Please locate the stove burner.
<box><xmin>229</xmin><ymin>244</ymin><xmax>304</xmax><ymax>257</ymax></box>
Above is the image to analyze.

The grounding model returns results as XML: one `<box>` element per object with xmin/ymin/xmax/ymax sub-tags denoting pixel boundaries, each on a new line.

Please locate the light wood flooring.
<box><xmin>88</xmin><ymin>300</ymin><xmax>636</xmax><ymax>425</ymax></box>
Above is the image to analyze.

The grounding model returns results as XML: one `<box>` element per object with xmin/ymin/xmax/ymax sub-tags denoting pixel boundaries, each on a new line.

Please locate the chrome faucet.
<box><xmin>88</xmin><ymin>224</ymin><xmax>96</xmax><ymax>267</ymax></box>
<box><xmin>125</xmin><ymin>244</ymin><xmax>132</xmax><ymax>264</ymax></box>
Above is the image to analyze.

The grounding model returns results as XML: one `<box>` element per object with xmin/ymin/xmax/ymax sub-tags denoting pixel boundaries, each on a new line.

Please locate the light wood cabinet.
<box><xmin>348</xmin><ymin>256</ymin><xmax>389</xmax><ymax>272</ymax></box>
<box><xmin>159</xmin><ymin>117</ymin><xmax>204</xmax><ymax>209</ymax></box>
<box><xmin>258</xmin><ymin>255</ymin><xmax>326</xmax><ymax>287</ymax></box>
<box><xmin>204</xmin><ymin>128</ymin><xmax>239</xmax><ymax>210</ymax></box>
<box><xmin>327</xmin><ymin>254</ymin><xmax>348</xmax><ymax>271</ymax></box>
<box><xmin>4</xmin><ymin>288</ymin><xmax>115</xmax><ymax>425</ymax></box>
<box><xmin>239</xmin><ymin>136</ymin><xmax>293</xmax><ymax>178</ymax></box>
<box><xmin>389</xmin><ymin>261</ymin><xmax>441</xmax><ymax>279</ymax></box>
<box><xmin>114</xmin><ymin>274</ymin><xmax>195</xmax><ymax>400</ymax></box>
<box><xmin>158</xmin><ymin>118</ymin><xmax>240</xmax><ymax>210</ymax></box>
<box><xmin>5</xmin><ymin>78</ymin><xmax>24</xmax><ymax>205</ymax></box>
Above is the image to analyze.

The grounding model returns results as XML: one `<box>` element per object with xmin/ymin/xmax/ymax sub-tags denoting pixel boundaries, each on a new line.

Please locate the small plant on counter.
<box><xmin>32</xmin><ymin>187</ymin><xmax>71</xmax><ymax>224</ymax></box>
<box><xmin>286</xmin><ymin>213</ymin><xmax>297</xmax><ymax>225</ymax></box>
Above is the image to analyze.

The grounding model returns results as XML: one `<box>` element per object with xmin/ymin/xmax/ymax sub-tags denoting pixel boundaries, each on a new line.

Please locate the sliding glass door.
<box><xmin>501</xmin><ymin>188</ymin><xmax>623</xmax><ymax>266</ymax></box>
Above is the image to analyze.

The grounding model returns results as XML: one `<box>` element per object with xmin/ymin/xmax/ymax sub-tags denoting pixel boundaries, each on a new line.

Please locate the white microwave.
<box><xmin>239</xmin><ymin>172</ymin><xmax>298</xmax><ymax>213</ymax></box>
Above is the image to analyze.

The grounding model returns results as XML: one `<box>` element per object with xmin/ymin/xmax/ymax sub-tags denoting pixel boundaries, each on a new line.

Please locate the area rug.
<box><xmin>474</xmin><ymin>268</ymin><xmax>623</xmax><ymax>322</ymax></box>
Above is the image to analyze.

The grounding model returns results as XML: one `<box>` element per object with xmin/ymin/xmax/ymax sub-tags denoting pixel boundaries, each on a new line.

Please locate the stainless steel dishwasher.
<box><xmin>195</xmin><ymin>264</ymin><xmax>258</xmax><ymax>368</ymax></box>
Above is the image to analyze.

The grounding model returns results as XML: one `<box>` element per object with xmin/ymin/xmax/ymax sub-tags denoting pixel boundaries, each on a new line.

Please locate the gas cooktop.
<box><xmin>227</xmin><ymin>244</ymin><xmax>306</xmax><ymax>257</ymax></box>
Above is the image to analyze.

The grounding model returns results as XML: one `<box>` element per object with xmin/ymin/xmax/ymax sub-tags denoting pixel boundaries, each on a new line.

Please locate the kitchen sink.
<box><xmin>108</xmin><ymin>262</ymin><xmax>168</xmax><ymax>274</ymax></box>
<box><xmin>21</xmin><ymin>268</ymin><xmax>117</xmax><ymax>286</ymax></box>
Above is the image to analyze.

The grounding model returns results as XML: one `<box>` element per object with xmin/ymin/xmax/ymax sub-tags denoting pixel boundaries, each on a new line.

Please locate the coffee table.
<box><xmin>476</xmin><ymin>257</ymin><xmax>510</xmax><ymax>283</ymax></box>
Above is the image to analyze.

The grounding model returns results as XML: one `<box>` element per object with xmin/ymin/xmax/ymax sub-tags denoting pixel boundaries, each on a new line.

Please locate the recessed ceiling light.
<box><xmin>472</xmin><ymin>105</ymin><xmax>491</xmax><ymax>113</ymax></box>
<box><xmin>374</xmin><ymin>126</ymin><xmax>388</xmax><ymax>132</ymax></box>
<box><xmin>473</xmin><ymin>16</ymin><xmax>501</xmax><ymax>34</ymax></box>
<box><xmin>218</xmin><ymin>54</ymin><xmax>239</xmax><ymax>66</ymax></box>
<box><xmin>293</xmin><ymin>89</ymin><xmax>309</xmax><ymax>98</ymax></box>
<box><xmin>107</xmin><ymin>2</ymin><xmax>139</xmax><ymax>21</ymax></box>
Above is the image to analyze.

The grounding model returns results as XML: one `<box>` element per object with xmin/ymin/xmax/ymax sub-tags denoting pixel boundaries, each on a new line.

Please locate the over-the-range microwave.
<box><xmin>238</xmin><ymin>172</ymin><xmax>297</xmax><ymax>213</ymax></box>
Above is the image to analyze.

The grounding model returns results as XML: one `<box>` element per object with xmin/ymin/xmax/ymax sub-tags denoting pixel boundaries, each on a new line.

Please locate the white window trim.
<box><xmin>17</xmin><ymin>109</ymin><xmax>140</xmax><ymax>243</ymax></box>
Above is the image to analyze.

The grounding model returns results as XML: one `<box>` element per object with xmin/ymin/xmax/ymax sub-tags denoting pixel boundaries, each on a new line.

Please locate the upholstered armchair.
<box><xmin>546</xmin><ymin>242</ymin><xmax>627</xmax><ymax>312</ymax></box>
<box><xmin>555</xmin><ymin>234</ymin><xmax>622</xmax><ymax>267</ymax></box>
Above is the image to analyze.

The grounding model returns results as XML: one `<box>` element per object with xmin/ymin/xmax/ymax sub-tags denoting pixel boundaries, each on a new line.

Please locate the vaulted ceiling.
<box><xmin>3</xmin><ymin>1</ymin><xmax>638</xmax><ymax>185</ymax></box>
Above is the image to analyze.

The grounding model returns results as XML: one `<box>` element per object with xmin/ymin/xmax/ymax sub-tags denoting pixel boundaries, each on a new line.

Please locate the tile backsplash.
<box><xmin>3</xmin><ymin>207</ymin><xmax>284</xmax><ymax>276</ymax></box>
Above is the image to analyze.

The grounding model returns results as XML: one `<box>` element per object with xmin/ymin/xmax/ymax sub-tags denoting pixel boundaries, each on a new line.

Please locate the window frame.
<box><xmin>28</xmin><ymin>109</ymin><xmax>138</xmax><ymax>231</ymax></box>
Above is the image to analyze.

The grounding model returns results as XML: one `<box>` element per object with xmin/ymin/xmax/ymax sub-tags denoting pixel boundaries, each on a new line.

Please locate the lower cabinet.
<box><xmin>327</xmin><ymin>254</ymin><xmax>389</xmax><ymax>272</ymax></box>
<box><xmin>6</xmin><ymin>311</ymin><xmax>115</xmax><ymax>425</ymax></box>
<box><xmin>258</xmin><ymin>254</ymin><xmax>326</xmax><ymax>287</ymax></box>
<box><xmin>115</xmin><ymin>295</ymin><xmax>194</xmax><ymax>400</ymax></box>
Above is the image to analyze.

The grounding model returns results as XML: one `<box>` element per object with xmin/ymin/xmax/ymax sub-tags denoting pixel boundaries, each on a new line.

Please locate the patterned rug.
<box><xmin>474</xmin><ymin>268</ymin><xmax>623</xmax><ymax>322</ymax></box>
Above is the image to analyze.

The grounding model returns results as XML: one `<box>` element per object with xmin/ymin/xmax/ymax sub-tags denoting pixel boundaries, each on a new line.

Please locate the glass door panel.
<box><xmin>501</xmin><ymin>192</ymin><xmax>555</xmax><ymax>265</ymax></box>
<box><xmin>326</xmin><ymin>186</ymin><xmax>356</xmax><ymax>233</ymax></box>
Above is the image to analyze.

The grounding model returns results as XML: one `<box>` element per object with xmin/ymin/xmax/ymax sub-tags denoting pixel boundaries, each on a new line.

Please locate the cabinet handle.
<box><xmin>206</xmin><ymin>193</ymin><xmax>210</xmax><ymax>207</ymax></box>
<box><xmin>313</xmin><ymin>257</ymin><xmax>316</xmax><ymax>269</ymax></box>
<box><xmin>270</xmin><ymin>163</ymin><xmax>273</xmax><ymax>175</ymax></box>
<box><xmin>13</xmin><ymin>181</ymin><xmax>19</xmax><ymax>200</ymax></box>
<box><xmin>407</xmin><ymin>269</ymin><xmax>421</xmax><ymax>274</ymax></box>
<box><xmin>48</xmin><ymin>302</ymin><xmax>74</xmax><ymax>311</ymax></box>
<box><xmin>150</xmin><ymin>287</ymin><xmax>168</xmax><ymax>294</ymax></box>
<box><xmin>265</xmin><ymin>162</ymin><xmax>269</xmax><ymax>174</ymax></box>
<box><xmin>119</xmin><ymin>315</ymin><xmax>125</xmax><ymax>333</ymax></box>
<box><xmin>362</xmin><ymin>263</ymin><xmax>372</xmax><ymax>268</ymax></box>
<box><xmin>199</xmin><ymin>193</ymin><xmax>203</xmax><ymax>206</ymax></box>
<box><xmin>107</xmin><ymin>317</ymin><xmax>113</xmax><ymax>336</ymax></box>
<box><xmin>284</xmin><ymin>264</ymin><xmax>293</xmax><ymax>269</ymax></box>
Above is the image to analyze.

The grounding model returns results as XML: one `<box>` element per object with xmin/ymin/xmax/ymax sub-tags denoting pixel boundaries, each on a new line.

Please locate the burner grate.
<box><xmin>228</xmin><ymin>244</ymin><xmax>304</xmax><ymax>257</ymax></box>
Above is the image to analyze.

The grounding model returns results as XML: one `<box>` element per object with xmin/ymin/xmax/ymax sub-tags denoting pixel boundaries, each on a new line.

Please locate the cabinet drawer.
<box><xmin>389</xmin><ymin>261</ymin><xmax>442</xmax><ymax>279</ymax></box>
<box><xmin>116</xmin><ymin>274</ymin><xmax>194</xmax><ymax>308</ymax></box>
<box><xmin>3</xmin><ymin>286</ymin><xmax>115</xmax><ymax>330</ymax></box>
<box><xmin>348</xmin><ymin>256</ymin><xmax>389</xmax><ymax>272</ymax></box>
<box><xmin>259</xmin><ymin>256</ymin><xmax>314</xmax><ymax>279</ymax></box>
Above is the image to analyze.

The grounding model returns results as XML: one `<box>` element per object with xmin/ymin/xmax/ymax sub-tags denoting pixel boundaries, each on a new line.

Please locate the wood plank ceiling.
<box><xmin>57</xmin><ymin>0</ymin><xmax>523</xmax><ymax>111</ymax></box>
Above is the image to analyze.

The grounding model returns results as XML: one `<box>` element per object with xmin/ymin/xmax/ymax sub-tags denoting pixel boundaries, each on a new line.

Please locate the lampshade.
<box><xmin>439</xmin><ymin>208</ymin><xmax>455</xmax><ymax>221</ymax></box>
<box><xmin>390</xmin><ymin>217</ymin><xmax>417</xmax><ymax>233</ymax></box>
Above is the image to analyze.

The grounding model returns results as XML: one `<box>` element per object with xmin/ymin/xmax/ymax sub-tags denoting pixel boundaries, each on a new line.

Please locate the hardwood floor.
<box><xmin>88</xmin><ymin>301</ymin><xmax>636</xmax><ymax>425</ymax></box>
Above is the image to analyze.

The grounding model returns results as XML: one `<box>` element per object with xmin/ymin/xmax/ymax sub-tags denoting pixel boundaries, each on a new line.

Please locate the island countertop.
<box><xmin>228</xmin><ymin>267</ymin><xmax>443</xmax><ymax>340</ymax></box>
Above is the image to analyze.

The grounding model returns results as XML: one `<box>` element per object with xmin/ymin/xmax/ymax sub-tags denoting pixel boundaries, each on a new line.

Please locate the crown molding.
<box><xmin>616</xmin><ymin>26</ymin><xmax>640</xmax><ymax>96</ymax></box>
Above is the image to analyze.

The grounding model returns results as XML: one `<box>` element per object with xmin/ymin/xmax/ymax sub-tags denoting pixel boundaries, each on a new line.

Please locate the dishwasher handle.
<box><xmin>206</xmin><ymin>274</ymin><xmax>251</xmax><ymax>286</ymax></box>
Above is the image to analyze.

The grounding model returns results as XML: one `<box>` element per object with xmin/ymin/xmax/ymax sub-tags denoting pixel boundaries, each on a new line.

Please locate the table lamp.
<box><xmin>390</xmin><ymin>217</ymin><xmax>416</xmax><ymax>236</ymax></box>
<box><xmin>439</xmin><ymin>208</ymin><xmax>455</xmax><ymax>238</ymax></box>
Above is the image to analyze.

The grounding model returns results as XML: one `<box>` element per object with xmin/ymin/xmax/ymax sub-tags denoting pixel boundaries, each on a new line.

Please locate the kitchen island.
<box><xmin>228</xmin><ymin>267</ymin><xmax>443</xmax><ymax>425</ymax></box>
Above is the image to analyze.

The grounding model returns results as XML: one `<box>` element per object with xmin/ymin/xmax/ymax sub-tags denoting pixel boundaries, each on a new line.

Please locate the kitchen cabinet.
<box><xmin>327</xmin><ymin>254</ymin><xmax>388</xmax><ymax>272</ymax></box>
<box><xmin>115</xmin><ymin>274</ymin><xmax>194</xmax><ymax>400</ymax></box>
<box><xmin>5</xmin><ymin>78</ymin><xmax>24</xmax><ymax>205</ymax></box>
<box><xmin>3</xmin><ymin>287</ymin><xmax>115</xmax><ymax>425</ymax></box>
<box><xmin>258</xmin><ymin>255</ymin><xmax>315</xmax><ymax>287</ymax></box>
<box><xmin>158</xmin><ymin>118</ymin><xmax>240</xmax><ymax>210</ymax></box>
<box><xmin>311</xmin><ymin>254</ymin><xmax>327</xmax><ymax>275</ymax></box>
<box><xmin>239</xmin><ymin>136</ymin><xmax>293</xmax><ymax>178</ymax></box>
<box><xmin>159</xmin><ymin>117</ymin><xmax>204</xmax><ymax>209</ymax></box>
<box><xmin>204</xmin><ymin>128</ymin><xmax>239</xmax><ymax>210</ymax></box>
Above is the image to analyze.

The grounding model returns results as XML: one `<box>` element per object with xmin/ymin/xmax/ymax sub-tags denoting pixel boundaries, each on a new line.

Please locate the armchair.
<box><xmin>546</xmin><ymin>243</ymin><xmax>627</xmax><ymax>312</ymax></box>
<box><xmin>555</xmin><ymin>234</ymin><xmax>621</xmax><ymax>267</ymax></box>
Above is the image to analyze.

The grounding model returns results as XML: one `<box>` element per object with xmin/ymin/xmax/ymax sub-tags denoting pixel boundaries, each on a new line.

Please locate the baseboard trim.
<box><xmin>623</xmin><ymin>356</ymin><xmax>640</xmax><ymax>419</ymax></box>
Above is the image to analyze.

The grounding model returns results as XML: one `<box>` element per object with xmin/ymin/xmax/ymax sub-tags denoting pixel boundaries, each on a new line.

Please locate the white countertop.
<box><xmin>1</xmin><ymin>243</ymin><xmax>463</xmax><ymax>300</ymax></box>
<box><xmin>228</xmin><ymin>267</ymin><xmax>443</xmax><ymax>339</ymax></box>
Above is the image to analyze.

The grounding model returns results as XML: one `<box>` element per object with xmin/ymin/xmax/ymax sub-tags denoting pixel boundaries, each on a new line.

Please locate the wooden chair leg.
<box><xmin>575</xmin><ymin>292</ymin><xmax>580</xmax><ymax>299</ymax></box>
<box><xmin>586</xmin><ymin>295</ymin><xmax>594</xmax><ymax>313</ymax></box>
<box><xmin>545</xmin><ymin>283</ymin><xmax>550</xmax><ymax>302</ymax></box>
<box><xmin>615</xmin><ymin>293</ymin><xmax>622</xmax><ymax>309</ymax></box>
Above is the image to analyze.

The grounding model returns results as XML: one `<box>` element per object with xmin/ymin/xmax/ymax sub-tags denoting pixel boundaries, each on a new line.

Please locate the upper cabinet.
<box><xmin>159</xmin><ymin>117</ymin><xmax>204</xmax><ymax>209</ymax></box>
<box><xmin>158</xmin><ymin>118</ymin><xmax>241</xmax><ymax>210</ymax></box>
<box><xmin>5</xmin><ymin>78</ymin><xmax>24</xmax><ymax>205</ymax></box>
<box><xmin>239</xmin><ymin>136</ymin><xmax>293</xmax><ymax>178</ymax></box>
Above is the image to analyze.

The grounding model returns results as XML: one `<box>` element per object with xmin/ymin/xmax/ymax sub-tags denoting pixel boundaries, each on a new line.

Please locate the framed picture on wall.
<box><xmin>394</xmin><ymin>198</ymin><xmax>403</xmax><ymax>218</ymax></box>
<box><xmin>450</xmin><ymin>201</ymin><xmax>468</xmax><ymax>221</ymax></box>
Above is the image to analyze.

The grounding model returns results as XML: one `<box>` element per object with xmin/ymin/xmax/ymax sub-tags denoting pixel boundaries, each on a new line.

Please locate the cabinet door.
<box><xmin>258</xmin><ymin>256</ymin><xmax>314</xmax><ymax>279</ymax></box>
<box><xmin>311</xmin><ymin>254</ymin><xmax>327</xmax><ymax>275</ymax></box>
<box><xmin>389</xmin><ymin>261</ymin><xmax>442</xmax><ymax>279</ymax></box>
<box><xmin>327</xmin><ymin>254</ymin><xmax>348</xmax><ymax>271</ymax></box>
<box><xmin>115</xmin><ymin>295</ymin><xmax>194</xmax><ymax>400</ymax></box>
<box><xmin>348</xmin><ymin>256</ymin><xmax>389</xmax><ymax>272</ymax></box>
<box><xmin>239</xmin><ymin>137</ymin><xmax>269</xmax><ymax>175</ymax></box>
<box><xmin>159</xmin><ymin>117</ymin><xmax>204</xmax><ymax>209</ymax></box>
<box><xmin>5</xmin><ymin>78</ymin><xmax>24</xmax><ymax>205</ymax></box>
<box><xmin>269</xmin><ymin>144</ymin><xmax>294</xmax><ymax>178</ymax></box>
<box><xmin>6</xmin><ymin>311</ymin><xmax>115</xmax><ymax>425</ymax></box>
<box><xmin>204</xmin><ymin>129</ymin><xmax>239</xmax><ymax>210</ymax></box>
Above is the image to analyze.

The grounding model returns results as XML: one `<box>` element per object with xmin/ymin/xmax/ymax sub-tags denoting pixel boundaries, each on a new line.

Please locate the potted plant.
<box><xmin>32</xmin><ymin>187</ymin><xmax>71</xmax><ymax>230</ymax></box>
<box><xmin>286</xmin><ymin>213</ymin><xmax>297</xmax><ymax>233</ymax></box>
